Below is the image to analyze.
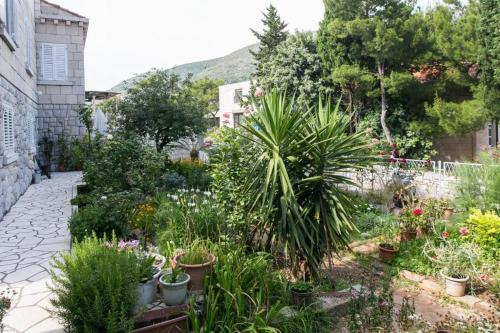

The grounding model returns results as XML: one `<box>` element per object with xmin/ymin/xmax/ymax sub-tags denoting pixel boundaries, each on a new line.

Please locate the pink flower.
<box><xmin>255</xmin><ymin>87</ymin><xmax>264</xmax><ymax>97</ymax></box>
<box><xmin>459</xmin><ymin>227</ymin><xmax>469</xmax><ymax>236</ymax></box>
<box><xmin>388</xmin><ymin>157</ymin><xmax>397</xmax><ymax>164</ymax></box>
<box><xmin>442</xmin><ymin>231</ymin><xmax>449</xmax><ymax>238</ymax></box>
<box><xmin>223</xmin><ymin>112</ymin><xmax>230</xmax><ymax>118</ymax></box>
<box><xmin>412</xmin><ymin>208</ymin><xmax>423</xmax><ymax>216</ymax></box>
<box><xmin>391</xmin><ymin>143</ymin><xmax>397</xmax><ymax>148</ymax></box>
<box><xmin>480</xmin><ymin>274</ymin><xmax>488</xmax><ymax>282</ymax></box>
<box><xmin>400</xmin><ymin>158</ymin><xmax>407</xmax><ymax>164</ymax></box>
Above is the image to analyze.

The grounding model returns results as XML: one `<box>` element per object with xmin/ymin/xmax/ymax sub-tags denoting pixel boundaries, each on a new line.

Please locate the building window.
<box><xmin>234</xmin><ymin>88</ymin><xmax>243</xmax><ymax>104</ymax></box>
<box><xmin>25</xmin><ymin>18</ymin><xmax>33</xmax><ymax>71</ymax></box>
<box><xmin>0</xmin><ymin>0</ymin><xmax>17</xmax><ymax>49</ymax></box>
<box><xmin>41</xmin><ymin>43</ymin><xmax>68</xmax><ymax>81</ymax></box>
<box><xmin>234</xmin><ymin>113</ymin><xmax>243</xmax><ymax>128</ymax></box>
<box><xmin>2</xmin><ymin>103</ymin><xmax>15</xmax><ymax>153</ymax></box>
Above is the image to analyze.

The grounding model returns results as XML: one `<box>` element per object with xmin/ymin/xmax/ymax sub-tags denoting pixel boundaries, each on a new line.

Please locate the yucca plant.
<box><xmin>240</xmin><ymin>90</ymin><xmax>374</xmax><ymax>278</ymax></box>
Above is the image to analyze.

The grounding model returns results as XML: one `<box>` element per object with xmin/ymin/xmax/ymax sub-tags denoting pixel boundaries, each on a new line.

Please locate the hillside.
<box><xmin>109</xmin><ymin>43</ymin><xmax>258</xmax><ymax>93</ymax></box>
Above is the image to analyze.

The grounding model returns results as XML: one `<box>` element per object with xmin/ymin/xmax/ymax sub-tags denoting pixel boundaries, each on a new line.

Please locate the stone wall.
<box><xmin>0</xmin><ymin>0</ymin><xmax>38</xmax><ymax>219</ymax></box>
<box><xmin>0</xmin><ymin>77</ymin><xmax>37</xmax><ymax>219</ymax></box>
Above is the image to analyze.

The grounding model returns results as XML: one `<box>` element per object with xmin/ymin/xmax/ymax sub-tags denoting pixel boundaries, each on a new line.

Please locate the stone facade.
<box><xmin>0</xmin><ymin>0</ymin><xmax>88</xmax><ymax>219</ymax></box>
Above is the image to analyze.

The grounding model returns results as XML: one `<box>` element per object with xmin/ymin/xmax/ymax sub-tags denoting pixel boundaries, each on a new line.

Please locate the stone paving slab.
<box><xmin>0</xmin><ymin>172</ymin><xmax>81</xmax><ymax>333</ymax></box>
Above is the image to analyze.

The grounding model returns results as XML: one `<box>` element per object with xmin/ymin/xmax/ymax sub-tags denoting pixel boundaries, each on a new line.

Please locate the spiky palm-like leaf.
<box><xmin>241</xmin><ymin>90</ymin><xmax>374</xmax><ymax>277</ymax></box>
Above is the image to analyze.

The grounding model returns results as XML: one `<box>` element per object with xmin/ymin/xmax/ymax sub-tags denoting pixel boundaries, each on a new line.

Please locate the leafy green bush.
<box><xmin>170</xmin><ymin>160</ymin><xmax>212</xmax><ymax>190</ymax></box>
<box><xmin>464</xmin><ymin>209</ymin><xmax>500</xmax><ymax>260</ymax></box>
<box><xmin>69</xmin><ymin>192</ymin><xmax>139</xmax><ymax>241</ymax></box>
<box><xmin>50</xmin><ymin>235</ymin><xmax>140</xmax><ymax>333</ymax></box>
<box><xmin>83</xmin><ymin>133</ymin><xmax>165</xmax><ymax>195</ymax></box>
<box><xmin>392</xmin><ymin>239</ymin><xmax>434</xmax><ymax>275</ymax></box>
<box><xmin>454</xmin><ymin>148</ymin><xmax>500</xmax><ymax>213</ymax></box>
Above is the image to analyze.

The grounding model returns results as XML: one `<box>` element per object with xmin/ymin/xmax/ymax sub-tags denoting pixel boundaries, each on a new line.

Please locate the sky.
<box><xmin>55</xmin><ymin>0</ymin><xmax>440</xmax><ymax>91</ymax></box>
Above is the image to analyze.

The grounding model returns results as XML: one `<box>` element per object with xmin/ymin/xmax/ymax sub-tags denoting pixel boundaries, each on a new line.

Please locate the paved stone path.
<box><xmin>0</xmin><ymin>172</ymin><xmax>81</xmax><ymax>333</ymax></box>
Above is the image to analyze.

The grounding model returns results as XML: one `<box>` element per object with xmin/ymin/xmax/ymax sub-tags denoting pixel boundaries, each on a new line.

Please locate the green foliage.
<box><xmin>83</xmin><ymin>133</ymin><xmax>164</xmax><ymax>195</ymax></box>
<box><xmin>454</xmin><ymin>149</ymin><xmax>500</xmax><ymax>213</ymax></box>
<box><xmin>69</xmin><ymin>192</ymin><xmax>139</xmax><ymax>241</ymax></box>
<box><xmin>256</xmin><ymin>32</ymin><xmax>328</xmax><ymax>107</ymax></box>
<box><xmin>189</xmin><ymin>77</ymin><xmax>224</xmax><ymax>119</ymax></box>
<box><xmin>210</xmin><ymin>127</ymin><xmax>261</xmax><ymax>240</ymax></box>
<box><xmin>274</xmin><ymin>305</ymin><xmax>333</xmax><ymax>333</ymax></box>
<box><xmin>394</xmin><ymin>121</ymin><xmax>437</xmax><ymax>160</ymax></box>
<box><xmin>241</xmin><ymin>91</ymin><xmax>373</xmax><ymax>277</ymax></box>
<box><xmin>290</xmin><ymin>281</ymin><xmax>313</xmax><ymax>293</ymax></box>
<box><xmin>250</xmin><ymin>4</ymin><xmax>288</xmax><ymax>85</ymax></box>
<box><xmin>478</xmin><ymin>0</ymin><xmax>500</xmax><ymax>118</ymax></box>
<box><xmin>392</xmin><ymin>239</ymin><xmax>434</xmax><ymax>276</ymax></box>
<box><xmin>465</xmin><ymin>209</ymin><xmax>500</xmax><ymax>260</ymax></box>
<box><xmin>156</xmin><ymin>191</ymin><xmax>225</xmax><ymax>255</ymax></box>
<box><xmin>189</xmin><ymin>246</ymin><xmax>286</xmax><ymax>332</ymax></box>
<box><xmin>49</xmin><ymin>235</ymin><xmax>140</xmax><ymax>333</ymax></box>
<box><xmin>169</xmin><ymin>160</ymin><xmax>212</xmax><ymax>190</ymax></box>
<box><xmin>179</xmin><ymin>240</ymin><xmax>210</xmax><ymax>265</ymax></box>
<box><xmin>425</xmin><ymin>97</ymin><xmax>488</xmax><ymax>135</ymax></box>
<box><xmin>119</xmin><ymin>70</ymin><xmax>207</xmax><ymax>152</ymax></box>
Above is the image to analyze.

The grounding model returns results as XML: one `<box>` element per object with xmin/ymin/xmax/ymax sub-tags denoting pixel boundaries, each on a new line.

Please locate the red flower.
<box><xmin>412</xmin><ymin>208</ymin><xmax>423</xmax><ymax>216</ymax></box>
<box><xmin>442</xmin><ymin>231</ymin><xmax>449</xmax><ymax>238</ymax></box>
<box><xmin>391</xmin><ymin>143</ymin><xmax>397</xmax><ymax>148</ymax></box>
<box><xmin>400</xmin><ymin>158</ymin><xmax>407</xmax><ymax>164</ymax></box>
<box><xmin>388</xmin><ymin>157</ymin><xmax>397</xmax><ymax>163</ymax></box>
<box><xmin>459</xmin><ymin>227</ymin><xmax>469</xmax><ymax>236</ymax></box>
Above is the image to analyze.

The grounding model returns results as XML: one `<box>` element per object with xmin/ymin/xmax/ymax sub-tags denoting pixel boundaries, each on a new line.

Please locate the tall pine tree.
<box><xmin>250</xmin><ymin>5</ymin><xmax>288</xmax><ymax>85</ymax></box>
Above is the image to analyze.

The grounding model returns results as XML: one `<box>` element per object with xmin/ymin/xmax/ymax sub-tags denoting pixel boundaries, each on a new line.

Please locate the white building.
<box><xmin>215</xmin><ymin>81</ymin><xmax>251</xmax><ymax>128</ymax></box>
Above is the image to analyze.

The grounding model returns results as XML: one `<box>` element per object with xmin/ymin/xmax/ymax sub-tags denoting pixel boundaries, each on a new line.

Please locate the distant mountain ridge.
<box><xmin>109</xmin><ymin>43</ymin><xmax>258</xmax><ymax>93</ymax></box>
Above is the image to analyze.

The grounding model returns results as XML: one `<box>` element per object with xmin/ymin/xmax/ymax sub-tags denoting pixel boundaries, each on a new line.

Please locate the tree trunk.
<box><xmin>378</xmin><ymin>62</ymin><xmax>393</xmax><ymax>145</ymax></box>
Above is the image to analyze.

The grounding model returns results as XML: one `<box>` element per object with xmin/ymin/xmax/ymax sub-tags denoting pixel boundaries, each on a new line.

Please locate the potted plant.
<box><xmin>399</xmin><ymin>207</ymin><xmax>424</xmax><ymax>242</ymax></box>
<box><xmin>378</xmin><ymin>218</ymin><xmax>400</xmax><ymax>262</ymax></box>
<box><xmin>424</xmin><ymin>240</ymin><xmax>480</xmax><ymax>297</ymax></box>
<box><xmin>174</xmin><ymin>241</ymin><xmax>215</xmax><ymax>294</ymax></box>
<box><xmin>133</xmin><ymin>255</ymin><xmax>159</xmax><ymax>314</ymax></box>
<box><xmin>290</xmin><ymin>281</ymin><xmax>313</xmax><ymax>307</ymax></box>
<box><xmin>159</xmin><ymin>260</ymin><xmax>190</xmax><ymax>306</ymax></box>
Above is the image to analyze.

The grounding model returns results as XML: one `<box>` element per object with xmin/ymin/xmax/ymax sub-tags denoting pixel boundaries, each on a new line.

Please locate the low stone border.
<box><xmin>399</xmin><ymin>270</ymin><xmax>497</xmax><ymax>316</ymax></box>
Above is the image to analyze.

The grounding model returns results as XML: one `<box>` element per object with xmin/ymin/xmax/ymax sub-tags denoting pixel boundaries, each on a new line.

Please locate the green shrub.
<box><xmin>392</xmin><ymin>238</ymin><xmax>434</xmax><ymax>275</ymax></box>
<box><xmin>170</xmin><ymin>160</ymin><xmax>212</xmax><ymax>190</ymax></box>
<box><xmin>83</xmin><ymin>133</ymin><xmax>165</xmax><ymax>195</ymax></box>
<box><xmin>465</xmin><ymin>209</ymin><xmax>500</xmax><ymax>260</ymax></box>
<box><xmin>69</xmin><ymin>192</ymin><xmax>139</xmax><ymax>241</ymax></box>
<box><xmin>50</xmin><ymin>235</ymin><xmax>140</xmax><ymax>333</ymax></box>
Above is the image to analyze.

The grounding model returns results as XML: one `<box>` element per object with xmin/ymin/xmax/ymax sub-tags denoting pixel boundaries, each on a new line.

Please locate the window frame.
<box><xmin>41</xmin><ymin>42</ymin><xmax>68</xmax><ymax>81</ymax></box>
<box><xmin>233</xmin><ymin>88</ymin><xmax>243</xmax><ymax>104</ymax></box>
<box><xmin>2</xmin><ymin>102</ymin><xmax>15</xmax><ymax>152</ymax></box>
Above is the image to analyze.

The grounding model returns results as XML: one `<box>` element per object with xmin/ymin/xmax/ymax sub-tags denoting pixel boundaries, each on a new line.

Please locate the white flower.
<box><xmin>176</xmin><ymin>201</ymin><xmax>181</xmax><ymax>205</ymax></box>
<box><xmin>106</xmin><ymin>134</ymin><xmax>113</xmax><ymax>140</ymax></box>
<box><xmin>203</xmin><ymin>191</ymin><xmax>212</xmax><ymax>197</ymax></box>
<box><xmin>202</xmin><ymin>200</ymin><xmax>208</xmax><ymax>205</ymax></box>
<box><xmin>196</xmin><ymin>189</ymin><xmax>200</xmax><ymax>193</ymax></box>
<box><xmin>101</xmin><ymin>195</ymin><xmax>107</xmax><ymax>200</ymax></box>
<box><xmin>188</xmin><ymin>202</ymin><xmax>196</xmax><ymax>207</ymax></box>
<box><xmin>171</xmin><ymin>195</ymin><xmax>178</xmax><ymax>200</ymax></box>
<box><xmin>195</xmin><ymin>209</ymin><xmax>199</xmax><ymax>213</ymax></box>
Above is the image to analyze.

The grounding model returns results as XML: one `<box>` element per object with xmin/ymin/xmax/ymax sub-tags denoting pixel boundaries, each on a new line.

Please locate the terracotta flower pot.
<box><xmin>443</xmin><ymin>274</ymin><xmax>469</xmax><ymax>297</ymax></box>
<box><xmin>290</xmin><ymin>289</ymin><xmax>313</xmax><ymax>307</ymax></box>
<box><xmin>174</xmin><ymin>253</ymin><xmax>216</xmax><ymax>294</ymax></box>
<box><xmin>378</xmin><ymin>244</ymin><xmax>398</xmax><ymax>261</ymax></box>
<box><xmin>400</xmin><ymin>230</ymin><xmax>417</xmax><ymax>242</ymax></box>
<box><xmin>443</xmin><ymin>208</ymin><xmax>454</xmax><ymax>220</ymax></box>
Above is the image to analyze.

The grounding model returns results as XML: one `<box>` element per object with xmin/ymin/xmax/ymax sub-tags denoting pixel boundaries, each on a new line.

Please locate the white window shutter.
<box><xmin>42</xmin><ymin>43</ymin><xmax>54</xmax><ymax>80</ymax></box>
<box><xmin>54</xmin><ymin>44</ymin><xmax>67</xmax><ymax>80</ymax></box>
<box><xmin>0</xmin><ymin>0</ymin><xmax>6</xmax><ymax>24</ymax></box>
<box><xmin>3</xmin><ymin>104</ymin><xmax>15</xmax><ymax>153</ymax></box>
<box><xmin>6</xmin><ymin>0</ymin><xmax>15</xmax><ymax>40</ymax></box>
<box><xmin>25</xmin><ymin>18</ymin><xmax>31</xmax><ymax>66</ymax></box>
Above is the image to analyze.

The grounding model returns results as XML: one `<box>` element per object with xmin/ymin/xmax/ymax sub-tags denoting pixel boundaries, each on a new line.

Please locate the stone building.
<box><xmin>0</xmin><ymin>0</ymin><xmax>88</xmax><ymax>219</ymax></box>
